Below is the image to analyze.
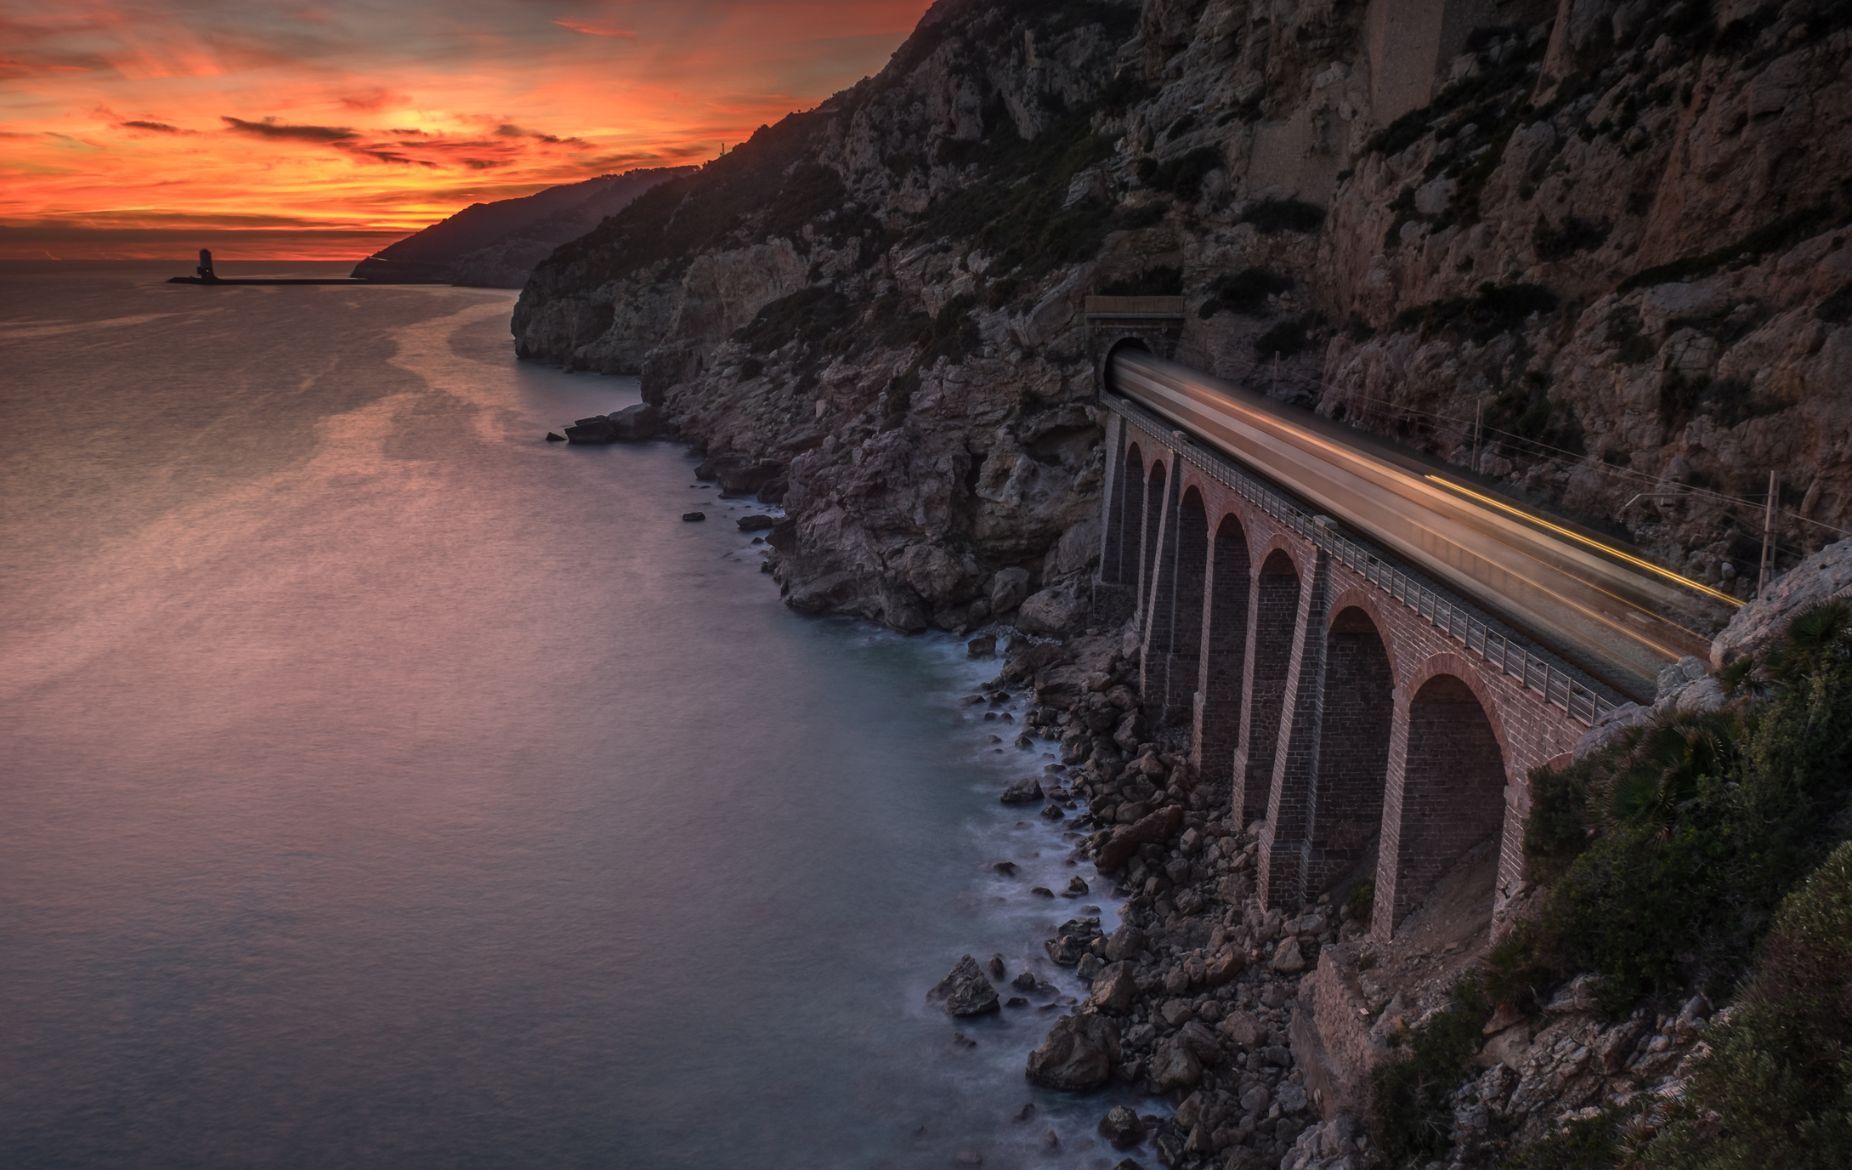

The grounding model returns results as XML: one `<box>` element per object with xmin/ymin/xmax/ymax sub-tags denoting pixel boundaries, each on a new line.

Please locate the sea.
<box><xmin>0</xmin><ymin>261</ymin><xmax>1139</xmax><ymax>1169</ymax></box>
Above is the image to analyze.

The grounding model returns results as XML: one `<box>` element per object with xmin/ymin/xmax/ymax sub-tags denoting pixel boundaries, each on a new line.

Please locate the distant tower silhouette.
<box><xmin>196</xmin><ymin>248</ymin><xmax>217</xmax><ymax>282</ymax></box>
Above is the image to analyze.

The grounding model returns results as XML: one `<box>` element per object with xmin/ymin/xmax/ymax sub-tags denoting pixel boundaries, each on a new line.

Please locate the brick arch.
<box><xmin>1238</xmin><ymin>547</ymin><xmax>1303</xmax><ymax>824</ymax></box>
<box><xmin>1146</xmin><ymin>485</ymin><xmax>1210</xmax><ymax>722</ymax></box>
<box><xmin>1104</xmin><ymin>441</ymin><xmax>1146</xmax><ymax>585</ymax></box>
<box><xmin>1377</xmin><ymin>658</ymin><xmax>1513</xmax><ymax>938</ymax></box>
<box><xmin>1324</xmin><ymin>586</ymin><xmax>1408</xmax><ymax>688</ymax></box>
<box><xmin>1198</xmin><ymin>509</ymin><xmax>1253</xmax><ymax>791</ymax></box>
<box><xmin>1399</xmin><ymin>651</ymin><xmax>1513</xmax><ymax>772</ymax></box>
<box><xmin>1301</xmin><ymin>603</ymin><xmax>1398</xmax><ymax>896</ymax></box>
<box><xmin>1253</xmin><ymin>533</ymin><xmax>1308</xmax><ymax>583</ymax></box>
<box><xmin>1136</xmin><ymin>458</ymin><xmax>1169</xmax><ymax>616</ymax></box>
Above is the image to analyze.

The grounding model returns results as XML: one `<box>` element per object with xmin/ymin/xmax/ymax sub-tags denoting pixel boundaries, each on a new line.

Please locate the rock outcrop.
<box><xmin>514</xmin><ymin>0</ymin><xmax>1852</xmax><ymax>635</ymax></box>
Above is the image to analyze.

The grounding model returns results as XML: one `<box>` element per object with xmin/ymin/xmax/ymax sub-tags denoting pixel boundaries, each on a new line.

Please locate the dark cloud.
<box><xmin>334</xmin><ymin>143</ymin><xmax>438</xmax><ymax>167</ymax></box>
<box><xmin>118</xmin><ymin>120</ymin><xmax>190</xmax><ymax>134</ymax></box>
<box><xmin>494</xmin><ymin>123</ymin><xmax>591</xmax><ymax>148</ymax></box>
<box><xmin>339</xmin><ymin>87</ymin><xmax>406</xmax><ymax>112</ymax></box>
<box><xmin>220</xmin><ymin>115</ymin><xmax>356</xmax><ymax>142</ymax></box>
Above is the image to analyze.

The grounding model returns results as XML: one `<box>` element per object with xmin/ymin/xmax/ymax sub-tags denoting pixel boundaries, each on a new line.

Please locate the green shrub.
<box><xmin>1242</xmin><ymin>197</ymin><xmax>1326</xmax><ymax>234</ymax></box>
<box><xmin>917</xmin><ymin>113</ymin><xmax>1116</xmax><ymax>277</ymax></box>
<box><xmin>1200</xmin><ymin>267</ymin><xmax>1292</xmax><ymax>318</ymax></box>
<box><xmin>1113</xmin><ymin>203</ymin><xmax>1169</xmax><ymax>231</ymax></box>
<box><xmin>1641</xmin><ymin>842</ymin><xmax>1852</xmax><ymax>1170</ymax></box>
<box><xmin>1518</xmin><ymin>605</ymin><xmax>1852</xmax><ymax>1014</ymax></box>
<box><xmin>1396</xmin><ymin>282</ymin><xmax>1560</xmax><ymax>342</ymax></box>
<box><xmin>1100</xmin><ymin>266</ymin><xmax>1183</xmax><ymax>297</ymax></box>
<box><xmin>1817</xmin><ymin>280</ymin><xmax>1852</xmax><ymax>325</ymax></box>
<box><xmin>1506</xmin><ymin>1108</ymin><xmax>1628</xmax><ymax>1170</ymax></box>
<box><xmin>1617</xmin><ymin>204</ymin><xmax>1842</xmax><ymax>293</ymax></box>
<box><xmin>1146</xmin><ymin>146</ymin><xmax>1225</xmax><ymax>202</ymax></box>
<box><xmin>1533</xmin><ymin>215</ymin><xmax>1612</xmax><ymax>261</ymax></box>
<box><xmin>1254</xmin><ymin>319</ymin><xmax>1311</xmax><ymax>359</ymax></box>
<box><xmin>1523</xmin><ymin>757</ymin><xmax>1599</xmax><ymax>883</ymax></box>
<box><xmin>1342</xmin><ymin>877</ymin><xmax>1375</xmax><ymax>925</ymax></box>
<box><xmin>1370</xmin><ymin>977</ymin><xmax>1494</xmax><ymax>1168</ymax></box>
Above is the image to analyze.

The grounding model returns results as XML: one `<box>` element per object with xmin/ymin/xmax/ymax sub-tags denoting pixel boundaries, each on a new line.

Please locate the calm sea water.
<box><xmin>0</xmin><ymin>262</ymin><xmax>1130</xmax><ymax>1169</ymax></box>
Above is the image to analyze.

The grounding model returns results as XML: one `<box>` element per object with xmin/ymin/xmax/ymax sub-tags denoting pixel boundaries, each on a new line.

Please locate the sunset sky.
<box><xmin>0</xmin><ymin>0</ymin><xmax>933</xmax><ymax>260</ymax></box>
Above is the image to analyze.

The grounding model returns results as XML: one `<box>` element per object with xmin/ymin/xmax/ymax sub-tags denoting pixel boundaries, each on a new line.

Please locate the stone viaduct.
<box><xmin>1084</xmin><ymin>323</ymin><xmax>1625</xmax><ymax>944</ymax></box>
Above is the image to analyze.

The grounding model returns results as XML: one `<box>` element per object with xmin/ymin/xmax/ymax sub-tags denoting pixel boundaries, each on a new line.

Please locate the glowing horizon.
<box><xmin>0</xmin><ymin>1</ymin><xmax>933</xmax><ymax>261</ymax></box>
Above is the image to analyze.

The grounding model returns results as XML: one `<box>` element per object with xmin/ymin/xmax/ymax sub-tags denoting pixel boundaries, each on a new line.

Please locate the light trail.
<box><xmin>1422</xmin><ymin>476</ymin><xmax>1745</xmax><ymax>608</ymax></box>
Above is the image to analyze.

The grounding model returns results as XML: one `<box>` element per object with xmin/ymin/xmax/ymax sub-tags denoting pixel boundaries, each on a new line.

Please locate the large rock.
<box><xmin>1017</xmin><ymin>584</ymin><xmax>1089</xmax><ymax>637</ymax></box>
<box><xmin>989</xmin><ymin>567</ymin><xmax>1032</xmax><ymax>615</ymax></box>
<box><xmin>564</xmin><ymin>417</ymin><xmax>616</xmax><ymax>444</ymax></box>
<box><xmin>1712</xmin><ymin>537</ymin><xmax>1852</xmax><ymax>667</ymax></box>
<box><xmin>999</xmin><ymin>777</ymin><xmax>1044</xmax><ymax>805</ymax></box>
<box><xmin>606</xmin><ymin>402</ymin><xmax>662</xmax><ymax>440</ymax></box>
<box><xmin>928</xmin><ymin>955</ymin><xmax>999</xmax><ymax>1017</ymax></box>
<box><xmin>1044</xmin><ymin>917</ymin><xmax>1104</xmax><ymax>967</ymax></box>
<box><xmin>1149</xmin><ymin>1038</ymin><xmax>1203</xmax><ymax>1091</ymax></box>
<box><xmin>1088</xmin><ymin>962</ymin><xmax>1138</xmax><ymax>1014</ymax></box>
<box><xmin>1096</xmin><ymin>805</ymin><xmax>1185</xmax><ymax>871</ymax></box>
<box><xmin>1098</xmin><ymin>1105</ymin><xmax>1145</xmax><ymax>1149</ymax></box>
<box><xmin>1025</xmin><ymin>1012</ymin><xmax>1120</xmax><ymax>1091</ymax></box>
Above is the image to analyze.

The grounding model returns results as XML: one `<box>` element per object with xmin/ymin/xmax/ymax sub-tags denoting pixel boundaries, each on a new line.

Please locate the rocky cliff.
<box><xmin>513</xmin><ymin>0</ymin><xmax>1852</xmax><ymax>634</ymax></box>
<box><xmin>354</xmin><ymin>167</ymin><xmax>691</xmax><ymax>287</ymax></box>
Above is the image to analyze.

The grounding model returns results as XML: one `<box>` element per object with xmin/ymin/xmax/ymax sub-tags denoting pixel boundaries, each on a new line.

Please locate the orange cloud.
<box><xmin>0</xmin><ymin>0</ymin><xmax>935</xmax><ymax>261</ymax></box>
<box><xmin>553</xmin><ymin>19</ymin><xmax>638</xmax><ymax>39</ymax></box>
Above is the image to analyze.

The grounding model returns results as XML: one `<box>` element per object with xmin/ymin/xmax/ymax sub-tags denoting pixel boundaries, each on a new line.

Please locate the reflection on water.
<box><xmin>0</xmin><ymin>264</ymin><xmax>1129</xmax><ymax>1169</ymax></box>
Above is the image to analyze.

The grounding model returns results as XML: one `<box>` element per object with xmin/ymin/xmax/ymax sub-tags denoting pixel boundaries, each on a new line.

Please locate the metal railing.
<box><xmin>1106</xmin><ymin>396</ymin><xmax>1623</xmax><ymax>726</ymax></box>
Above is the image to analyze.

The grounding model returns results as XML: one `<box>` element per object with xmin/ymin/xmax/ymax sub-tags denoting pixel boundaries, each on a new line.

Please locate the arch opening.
<box><xmin>1137</xmin><ymin>461</ymin><xmax>1167</xmax><ymax>617</ymax></box>
<box><xmin>1145</xmin><ymin>486</ymin><xmax>1208</xmax><ymax>723</ymax></box>
<box><xmin>1104</xmin><ymin>443</ymin><xmax>1145</xmax><ymax>586</ymax></box>
<box><xmin>1198</xmin><ymin>513</ymin><xmax>1251</xmax><ymax>791</ymax></box>
<box><xmin>1239</xmin><ymin>549</ymin><xmax>1300</xmax><ymax>824</ymax></box>
<box><xmin>1387</xmin><ymin>674</ymin><xmax>1508</xmax><ymax>936</ymax></box>
<box><xmin>1304</xmin><ymin>607</ymin><xmax>1396</xmax><ymax>896</ymax></box>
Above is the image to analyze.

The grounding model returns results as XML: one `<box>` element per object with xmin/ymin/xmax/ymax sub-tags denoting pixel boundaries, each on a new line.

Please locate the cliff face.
<box><xmin>354</xmin><ymin>167</ymin><xmax>691</xmax><ymax>288</ymax></box>
<box><xmin>512</xmin><ymin>0</ymin><xmax>1852</xmax><ymax>631</ymax></box>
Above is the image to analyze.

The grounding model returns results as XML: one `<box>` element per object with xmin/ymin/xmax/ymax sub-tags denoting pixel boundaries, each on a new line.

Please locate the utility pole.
<box><xmin>1758</xmin><ymin>470</ymin><xmax>1778</xmax><ymax>599</ymax></box>
<box><xmin>1470</xmin><ymin>398</ymin><xmax>1484</xmax><ymax>475</ymax></box>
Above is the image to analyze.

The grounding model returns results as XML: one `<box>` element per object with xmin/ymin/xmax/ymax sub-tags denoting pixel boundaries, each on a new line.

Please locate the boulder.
<box><xmin>736</xmin><ymin>513</ymin><xmax>779</xmax><ymax>532</ymax></box>
<box><xmin>605</xmin><ymin>402</ymin><xmax>661</xmax><ymax>440</ymax></box>
<box><xmin>1098</xmin><ymin>1105</ymin><xmax>1145</xmax><ymax>1149</ymax></box>
<box><xmin>989</xmin><ymin>567</ymin><xmax>1032</xmax><ymax>615</ymax></box>
<box><xmin>1150</xmin><ymin>1038</ymin><xmax>1203</xmax><ymax>1091</ymax></box>
<box><xmin>1104</xmin><ymin>923</ymin><xmax>1146</xmax><ymax>962</ymax></box>
<box><xmin>1713</xmin><ymin>537</ymin><xmax>1852</xmax><ymax>667</ymax></box>
<box><xmin>1017</xmin><ymin>583</ymin><xmax>1089</xmax><ymax>636</ymax></box>
<box><xmin>681</xmin><ymin>511</ymin><xmax>707</xmax><ymax>523</ymax></box>
<box><xmin>1025</xmin><ymin>1013</ymin><xmax>1120</xmax><ymax>1091</ymax></box>
<box><xmin>928</xmin><ymin>955</ymin><xmax>1000</xmax><ymax>1017</ymax></box>
<box><xmin>1088</xmin><ymin>962</ymin><xmax>1138</xmax><ymax>1014</ymax></box>
<box><xmin>564</xmin><ymin>418</ymin><xmax>616</xmax><ymax>444</ymax></box>
<box><xmin>545</xmin><ymin>432</ymin><xmax>565</xmax><ymax>442</ymax></box>
<box><xmin>1271</xmin><ymin>936</ymin><xmax>1307</xmax><ymax>974</ymax></box>
<box><xmin>1045</xmin><ymin>918</ymin><xmax>1104</xmax><ymax>966</ymax></box>
<box><xmin>967</xmin><ymin>634</ymin><xmax>997</xmax><ymax>658</ymax></box>
<box><xmin>1096</xmin><ymin>805</ymin><xmax>1185</xmax><ymax>871</ymax></box>
<box><xmin>1000</xmin><ymin>777</ymin><xmax>1044</xmax><ymax>805</ymax></box>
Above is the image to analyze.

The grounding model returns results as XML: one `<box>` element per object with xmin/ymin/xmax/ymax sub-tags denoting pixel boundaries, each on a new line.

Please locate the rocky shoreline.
<box><xmin>966</xmin><ymin>630</ymin><xmax>1348</xmax><ymax>1170</ymax></box>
